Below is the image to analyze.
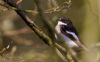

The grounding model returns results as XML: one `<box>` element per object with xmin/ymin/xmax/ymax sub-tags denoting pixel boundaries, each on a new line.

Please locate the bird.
<box><xmin>55</xmin><ymin>17</ymin><xmax>82</xmax><ymax>50</ymax></box>
<box><xmin>54</xmin><ymin>17</ymin><xmax>85</xmax><ymax>62</ymax></box>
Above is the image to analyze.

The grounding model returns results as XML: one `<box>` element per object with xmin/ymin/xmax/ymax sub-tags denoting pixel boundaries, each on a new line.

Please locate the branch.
<box><xmin>1</xmin><ymin>0</ymin><xmax>71</xmax><ymax>14</ymax></box>
<box><xmin>44</xmin><ymin>0</ymin><xmax>72</xmax><ymax>13</ymax></box>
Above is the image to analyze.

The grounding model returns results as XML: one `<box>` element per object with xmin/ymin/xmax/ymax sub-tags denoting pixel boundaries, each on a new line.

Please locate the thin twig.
<box><xmin>0</xmin><ymin>0</ymin><xmax>71</xmax><ymax>14</ymax></box>
<box><xmin>55</xmin><ymin>48</ymin><xmax>68</xmax><ymax>62</ymax></box>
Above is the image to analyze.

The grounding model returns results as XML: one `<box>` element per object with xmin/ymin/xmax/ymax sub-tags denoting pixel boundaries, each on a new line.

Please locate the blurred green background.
<box><xmin>0</xmin><ymin>0</ymin><xmax>100</xmax><ymax>62</ymax></box>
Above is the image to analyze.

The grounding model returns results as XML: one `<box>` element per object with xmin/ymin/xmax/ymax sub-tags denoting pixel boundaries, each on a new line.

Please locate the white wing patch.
<box><xmin>66</xmin><ymin>31</ymin><xmax>79</xmax><ymax>41</ymax></box>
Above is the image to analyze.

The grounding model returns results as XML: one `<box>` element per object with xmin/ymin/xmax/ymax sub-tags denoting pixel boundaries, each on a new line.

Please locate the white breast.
<box><xmin>55</xmin><ymin>25</ymin><xmax>61</xmax><ymax>33</ymax></box>
<box><xmin>55</xmin><ymin>21</ymin><xmax>67</xmax><ymax>33</ymax></box>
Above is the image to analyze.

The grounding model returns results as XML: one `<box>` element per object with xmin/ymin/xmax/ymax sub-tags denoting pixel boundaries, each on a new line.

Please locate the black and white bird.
<box><xmin>55</xmin><ymin>17</ymin><xmax>82</xmax><ymax>49</ymax></box>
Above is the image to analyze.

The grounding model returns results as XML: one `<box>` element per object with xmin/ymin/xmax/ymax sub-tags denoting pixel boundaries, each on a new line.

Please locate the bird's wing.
<box><xmin>66</xmin><ymin>31</ymin><xmax>79</xmax><ymax>41</ymax></box>
<box><xmin>60</xmin><ymin>25</ymin><xmax>79</xmax><ymax>41</ymax></box>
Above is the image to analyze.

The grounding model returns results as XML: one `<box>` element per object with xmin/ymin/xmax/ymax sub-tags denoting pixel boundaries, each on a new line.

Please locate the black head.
<box><xmin>58</xmin><ymin>17</ymin><xmax>72</xmax><ymax>25</ymax></box>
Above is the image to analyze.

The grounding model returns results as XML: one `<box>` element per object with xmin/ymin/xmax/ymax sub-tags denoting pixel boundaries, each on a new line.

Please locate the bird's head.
<box><xmin>57</xmin><ymin>17</ymin><xmax>72</xmax><ymax>26</ymax></box>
